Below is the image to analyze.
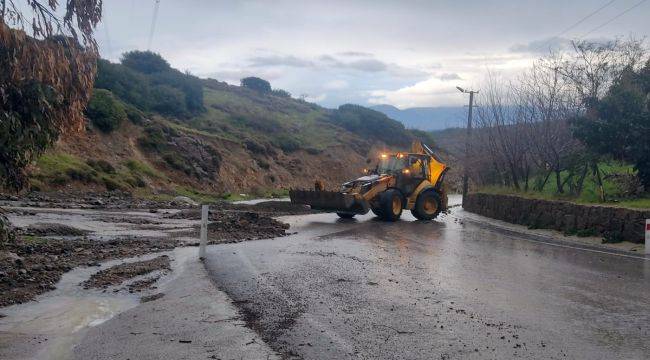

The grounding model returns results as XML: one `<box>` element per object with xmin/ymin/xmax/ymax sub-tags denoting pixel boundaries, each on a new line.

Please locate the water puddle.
<box><xmin>5</xmin><ymin>206</ymin><xmax>198</xmax><ymax>240</ymax></box>
<box><xmin>0</xmin><ymin>248</ymin><xmax>197</xmax><ymax>360</ymax></box>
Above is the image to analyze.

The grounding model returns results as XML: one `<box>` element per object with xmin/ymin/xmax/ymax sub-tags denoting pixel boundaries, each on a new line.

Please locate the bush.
<box><xmin>241</xmin><ymin>77</ymin><xmax>271</xmax><ymax>92</ymax></box>
<box><xmin>86</xmin><ymin>89</ymin><xmax>126</xmax><ymax>133</ymax></box>
<box><xmin>255</xmin><ymin>158</ymin><xmax>270</xmax><ymax>169</ymax></box>
<box><xmin>244</xmin><ymin>139</ymin><xmax>267</xmax><ymax>154</ymax></box>
<box><xmin>124</xmin><ymin>105</ymin><xmax>145</xmax><ymax>125</ymax></box>
<box><xmin>273</xmin><ymin>134</ymin><xmax>302</xmax><ymax>153</ymax></box>
<box><xmin>121</xmin><ymin>51</ymin><xmax>170</xmax><ymax>74</ymax></box>
<box><xmin>271</xmin><ymin>89</ymin><xmax>291</xmax><ymax>98</ymax></box>
<box><xmin>151</xmin><ymin>85</ymin><xmax>187</xmax><ymax>116</ymax></box>
<box><xmin>86</xmin><ymin>159</ymin><xmax>115</xmax><ymax>173</ymax></box>
<box><xmin>102</xmin><ymin>176</ymin><xmax>123</xmax><ymax>191</ymax></box>
<box><xmin>95</xmin><ymin>54</ymin><xmax>204</xmax><ymax>118</ymax></box>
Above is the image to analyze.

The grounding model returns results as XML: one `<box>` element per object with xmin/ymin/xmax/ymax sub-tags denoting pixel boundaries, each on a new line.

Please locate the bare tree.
<box><xmin>555</xmin><ymin>37</ymin><xmax>646</xmax><ymax>108</ymax></box>
<box><xmin>472</xmin><ymin>73</ymin><xmax>533</xmax><ymax>190</ymax></box>
<box><xmin>516</xmin><ymin>61</ymin><xmax>583</xmax><ymax>194</ymax></box>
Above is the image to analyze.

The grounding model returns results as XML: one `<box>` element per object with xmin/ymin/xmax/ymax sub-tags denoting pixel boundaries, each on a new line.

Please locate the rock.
<box><xmin>0</xmin><ymin>251</ymin><xmax>23</xmax><ymax>264</ymax></box>
<box><xmin>172</xmin><ymin>196</ymin><xmax>198</xmax><ymax>206</ymax></box>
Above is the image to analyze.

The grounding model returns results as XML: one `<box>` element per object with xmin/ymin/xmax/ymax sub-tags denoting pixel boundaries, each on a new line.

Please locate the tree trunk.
<box><xmin>574</xmin><ymin>163</ymin><xmax>589</xmax><ymax>196</ymax></box>
<box><xmin>555</xmin><ymin>169</ymin><xmax>564</xmax><ymax>194</ymax></box>
<box><xmin>593</xmin><ymin>163</ymin><xmax>606</xmax><ymax>202</ymax></box>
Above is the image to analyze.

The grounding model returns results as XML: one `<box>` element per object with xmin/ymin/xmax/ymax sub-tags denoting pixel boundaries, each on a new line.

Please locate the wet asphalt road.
<box><xmin>204</xmin><ymin>200</ymin><xmax>650</xmax><ymax>359</ymax></box>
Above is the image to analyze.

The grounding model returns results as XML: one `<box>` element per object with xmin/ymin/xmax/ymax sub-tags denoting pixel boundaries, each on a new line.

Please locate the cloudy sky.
<box><xmin>95</xmin><ymin>0</ymin><xmax>649</xmax><ymax>108</ymax></box>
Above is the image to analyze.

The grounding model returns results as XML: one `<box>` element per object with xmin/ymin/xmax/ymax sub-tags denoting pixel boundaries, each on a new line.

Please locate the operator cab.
<box><xmin>375</xmin><ymin>153</ymin><xmax>429</xmax><ymax>195</ymax></box>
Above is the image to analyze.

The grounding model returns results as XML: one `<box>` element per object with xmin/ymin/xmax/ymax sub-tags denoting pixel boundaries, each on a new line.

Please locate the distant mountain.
<box><xmin>370</xmin><ymin>104</ymin><xmax>466</xmax><ymax>131</ymax></box>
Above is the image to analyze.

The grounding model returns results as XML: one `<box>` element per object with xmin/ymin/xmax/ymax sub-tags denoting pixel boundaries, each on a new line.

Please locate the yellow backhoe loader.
<box><xmin>290</xmin><ymin>141</ymin><xmax>448</xmax><ymax>221</ymax></box>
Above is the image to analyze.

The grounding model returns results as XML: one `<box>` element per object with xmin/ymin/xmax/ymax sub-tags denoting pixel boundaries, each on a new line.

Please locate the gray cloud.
<box><xmin>336</xmin><ymin>51</ymin><xmax>374</xmax><ymax>57</ymax></box>
<box><xmin>343</xmin><ymin>59</ymin><xmax>388</xmax><ymax>72</ymax></box>
<box><xmin>248</xmin><ymin>55</ymin><xmax>314</xmax><ymax>68</ymax></box>
<box><xmin>437</xmin><ymin>72</ymin><xmax>462</xmax><ymax>81</ymax></box>
<box><xmin>510</xmin><ymin>37</ymin><xmax>572</xmax><ymax>54</ymax></box>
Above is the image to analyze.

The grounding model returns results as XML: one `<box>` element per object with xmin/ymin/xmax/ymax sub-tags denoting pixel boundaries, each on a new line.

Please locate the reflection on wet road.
<box><xmin>204</xmin><ymin>197</ymin><xmax>650</xmax><ymax>359</ymax></box>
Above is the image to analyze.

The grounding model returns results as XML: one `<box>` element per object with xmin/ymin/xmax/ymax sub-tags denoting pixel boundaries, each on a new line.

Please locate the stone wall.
<box><xmin>464</xmin><ymin>193</ymin><xmax>649</xmax><ymax>243</ymax></box>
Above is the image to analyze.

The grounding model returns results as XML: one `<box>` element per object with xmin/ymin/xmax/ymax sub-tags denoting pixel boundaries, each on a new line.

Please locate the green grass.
<box><xmin>32</xmin><ymin>153</ymin><xmax>167</xmax><ymax>192</ymax></box>
<box><xmin>186</xmin><ymin>87</ymin><xmax>347</xmax><ymax>152</ymax></box>
<box><xmin>20</xmin><ymin>235</ymin><xmax>47</xmax><ymax>244</ymax></box>
<box><xmin>477</xmin><ymin>161</ymin><xmax>650</xmax><ymax>209</ymax></box>
<box><xmin>174</xmin><ymin>186</ymin><xmax>223</xmax><ymax>203</ymax></box>
<box><xmin>123</xmin><ymin>159</ymin><xmax>165</xmax><ymax>179</ymax></box>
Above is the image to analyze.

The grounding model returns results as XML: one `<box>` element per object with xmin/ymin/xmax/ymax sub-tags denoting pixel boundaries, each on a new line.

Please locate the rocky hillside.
<box><xmin>27</xmin><ymin>51</ymin><xmax>433</xmax><ymax>201</ymax></box>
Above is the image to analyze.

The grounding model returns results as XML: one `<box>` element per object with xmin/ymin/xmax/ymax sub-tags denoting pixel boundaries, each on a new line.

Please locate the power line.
<box><xmin>102</xmin><ymin>5</ymin><xmax>113</xmax><ymax>59</ymax></box>
<box><xmin>555</xmin><ymin>0</ymin><xmax>617</xmax><ymax>38</ymax></box>
<box><xmin>147</xmin><ymin>0</ymin><xmax>161</xmax><ymax>51</ymax></box>
<box><xmin>581</xmin><ymin>0</ymin><xmax>648</xmax><ymax>38</ymax></box>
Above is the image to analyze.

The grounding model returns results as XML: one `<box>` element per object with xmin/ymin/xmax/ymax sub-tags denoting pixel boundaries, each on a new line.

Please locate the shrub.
<box><xmin>86</xmin><ymin>159</ymin><xmax>115</xmax><ymax>173</ymax></box>
<box><xmin>124</xmin><ymin>105</ymin><xmax>145</xmax><ymax>125</ymax></box>
<box><xmin>102</xmin><ymin>176</ymin><xmax>123</xmax><ymax>191</ymax></box>
<box><xmin>271</xmin><ymin>89</ymin><xmax>291</xmax><ymax>98</ymax></box>
<box><xmin>273</xmin><ymin>134</ymin><xmax>302</xmax><ymax>153</ymax></box>
<box><xmin>255</xmin><ymin>158</ymin><xmax>270</xmax><ymax>169</ymax></box>
<box><xmin>241</xmin><ymin>77</ymin><xmax>271</xmax><ymax>92</ymax></box>
<box><xmin>95</xmin><ymin>54</ymin><xmax>204</xmax><ymax>117</ymax></box>
<box><xmin>244</xmin><ymin>139</ymin><xmax>267</xmax><ymax>154</ymax></box>
<box><xmin>121</xmin><ymin>51</ymin><xmax>171</xmax><ymax>74</ymax></box>
<box><xmin>86</xmin><ymin>89</ymin><xmax>127</xmax><ymax>133</ymax></box>
<box><xmin>151</xmin><ymin>85</ymin><xmax>187</xmax><ymax>116</ymax></box>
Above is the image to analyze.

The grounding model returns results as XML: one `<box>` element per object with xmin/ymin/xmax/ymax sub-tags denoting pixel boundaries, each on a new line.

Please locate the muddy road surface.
<box><xmin>204</xmin><ymin>196</ymin><xmax>650</xmax><ymax>360</ymax></box>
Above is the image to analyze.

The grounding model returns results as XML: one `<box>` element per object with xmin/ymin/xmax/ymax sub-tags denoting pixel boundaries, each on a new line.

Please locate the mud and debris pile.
<box><xmin>0</xmin><ymin>236</ymin><xmax>180</xmax><ymax>307</ymax></box>
<box><xmin>17</xmin><ymin>223</ymin><xmax>90</xmax><ymax>237</ymax></box>
<box><xmin>207</xmin><ymin>211</ymin><xmax>290</xmax><ymax>243</ymax></box>
<box><xmin>0</xmin><ymin>192</ymin><xmax>303</xmax><ymax>308</ymax></box>
<box><xmin>166</xmin><ymin>200</ymin><xmax>313</xmax><ymax>220</ymax></box>
<box><xmin>0</xmin><ymin>191</ymin><xmax>198</xmax><ymax>210</ymax></box>
<box><xmin>82</xmin><ymin>255</ymin><xmax>171</xmax><ymax>289</ymax></box>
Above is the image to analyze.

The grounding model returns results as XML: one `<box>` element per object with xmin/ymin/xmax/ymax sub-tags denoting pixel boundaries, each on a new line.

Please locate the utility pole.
<box><xmin>456</xmin><ymin>86</ymin><xmax>478</xmax><ymax>206</ymax></box>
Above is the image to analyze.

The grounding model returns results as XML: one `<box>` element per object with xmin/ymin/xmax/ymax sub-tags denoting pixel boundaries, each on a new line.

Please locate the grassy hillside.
<box><xmin>27</xmin><ymin>52</ymin><xmax>431</xmax><ymax>201</ymax></box>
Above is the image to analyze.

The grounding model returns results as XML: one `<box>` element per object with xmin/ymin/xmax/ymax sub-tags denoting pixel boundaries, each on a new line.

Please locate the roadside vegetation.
<box><xmin>466</xmin><ymin>38</ymin><xmax>649</xmax><ymax>209</ymax></box>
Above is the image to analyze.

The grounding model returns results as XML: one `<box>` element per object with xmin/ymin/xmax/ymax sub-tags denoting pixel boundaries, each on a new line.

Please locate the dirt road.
<box><xmin>204</xmin><ymin>196</ymin><xmax>650</xmax><ymax>359</ymax></box>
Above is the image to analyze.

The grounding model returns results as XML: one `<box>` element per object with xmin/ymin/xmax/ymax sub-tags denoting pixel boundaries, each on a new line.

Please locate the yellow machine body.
<box><xmin>290</xmin><ymin>141</ymin><xmax>448</xmax><ymax>221</ymax></box>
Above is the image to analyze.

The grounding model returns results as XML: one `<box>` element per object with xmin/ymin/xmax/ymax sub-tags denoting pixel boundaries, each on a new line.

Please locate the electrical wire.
<box><xmin>555</xmin><ymin>0</ymin><xmax>617</xmax><ymax>38</ymax></box>
<box><xmin>147</xmin><ymin>0</ymin><xmax>161</xmax><ymax>51</ymax></box>
<box><xmin>580</xmin><ymin>0</ymin><xmax>648</xmax><ymax>38</ymax></box>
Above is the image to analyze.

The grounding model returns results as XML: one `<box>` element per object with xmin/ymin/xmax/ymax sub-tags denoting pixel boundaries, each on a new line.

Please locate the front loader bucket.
<box><xmin>289</xmin><ymin>190</ymin><xmax>369</xmax><ymax>214</ymax></box>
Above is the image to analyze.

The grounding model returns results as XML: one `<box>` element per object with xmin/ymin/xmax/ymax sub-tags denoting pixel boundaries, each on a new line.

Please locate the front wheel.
<box><xmin>411</xmin><ymin>190</ymin><xmax>442</xmax><ymax>220</ymax></box>
<box><xmin>378</xmin><ymin>189</ymin><xmax>403</xmax><ymax>221</ymax></box>
<box><xmin>336</xmin><ymin>212</ymin><xmax>355</xmax><ymax>219</ymax></box>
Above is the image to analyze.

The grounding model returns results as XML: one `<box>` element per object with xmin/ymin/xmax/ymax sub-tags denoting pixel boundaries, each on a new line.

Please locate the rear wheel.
<box><xmin>411</xmin><ymin>190</ymin><xmax>442</xmax><ymax>220</ymax></box>
<box><xmin>379</xmin><ymin>189</ymin><xmax>403</xmax><ymax>221</ymax></box>
<box><xmin>336</xmin><ymin>212</ymin><xmax>355</xmax><ymax>219</ymax></box>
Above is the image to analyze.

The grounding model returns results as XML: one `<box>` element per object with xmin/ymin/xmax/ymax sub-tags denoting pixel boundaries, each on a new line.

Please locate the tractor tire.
<box><xmin>378</xmin><ymin>189</ymin><xmax>403</xmax><ymax>221</ymax></box>
<box><xmin>411</xmin><ymin>190</ymin><xmax>442</xmax><ymax>220</ymax></box>
<box><xmin>336</xmin><ymin>212</ymin><xmax>355</xmax><ymax>219</ymax></box>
